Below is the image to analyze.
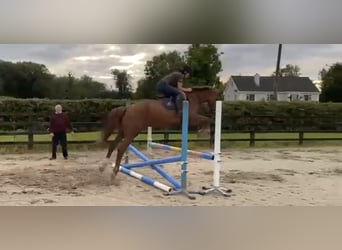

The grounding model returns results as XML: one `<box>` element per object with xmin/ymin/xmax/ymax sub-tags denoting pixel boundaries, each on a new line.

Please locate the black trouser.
<box><xmin>156</xmin><ymin>82</ymin><xmax>185</xmax><ymax>113</ymax></box>
<box><xmin>51</xmin><ymin>132</ymin><xmax>68</xmax><ymax>158</ymax></box>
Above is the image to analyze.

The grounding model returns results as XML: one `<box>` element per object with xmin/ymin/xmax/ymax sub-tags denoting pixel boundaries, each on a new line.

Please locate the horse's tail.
<box><xmin>102</xmin><ymin>106</ymin><xmax>127</xmax><ymax>142</ymax></box>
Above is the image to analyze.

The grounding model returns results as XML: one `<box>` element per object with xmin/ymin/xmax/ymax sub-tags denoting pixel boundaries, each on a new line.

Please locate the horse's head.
<box><xmin>186</xmin><ymin>86</ymin><xmax>221</xmax><ymax>113</ymax></box>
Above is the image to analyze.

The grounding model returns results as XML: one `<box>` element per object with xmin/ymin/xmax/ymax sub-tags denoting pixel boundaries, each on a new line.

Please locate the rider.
<box><xmin>156</xmin><ymin>65</ymin><xmax>193</xmax><ymax>115</ymax></box>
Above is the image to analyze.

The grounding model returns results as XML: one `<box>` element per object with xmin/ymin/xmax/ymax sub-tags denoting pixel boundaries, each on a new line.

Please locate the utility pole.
<box><xmin>273</xmin><ymin>44</ymin><xmax>282</xmax><ymax>101</ymax></box>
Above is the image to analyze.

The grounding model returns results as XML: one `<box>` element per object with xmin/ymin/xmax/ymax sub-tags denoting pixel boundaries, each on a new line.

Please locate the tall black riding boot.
<box><xmin>175</xmin><ymin>96</ymin><xmax>183</xmax><ymax>116</ymax></box>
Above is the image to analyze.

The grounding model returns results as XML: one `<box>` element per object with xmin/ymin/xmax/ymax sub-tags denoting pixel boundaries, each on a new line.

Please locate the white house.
<box><xmin>223</xmin><ymin>74</ymin><xmax>320</xmax><ymax>102</ymax></box>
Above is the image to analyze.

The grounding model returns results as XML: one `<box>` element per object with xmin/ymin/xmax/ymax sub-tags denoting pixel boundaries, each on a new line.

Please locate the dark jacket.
<box><xmin>49</xmin><ymin>112</ymin><xmax>73</xmax><ymax>133</ymax></box>
<box><xmin>160</xmin><ymin>72</ymin><xmax>184</xmax><ymax>87</ymax></box>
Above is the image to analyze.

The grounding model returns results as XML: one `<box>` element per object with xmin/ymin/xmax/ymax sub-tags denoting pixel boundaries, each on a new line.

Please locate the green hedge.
<box><xmin>0</xmin><ymin>98</ymin><xmax>127</xmax><ymax>131</ymax></box>
<box><xmin>222</xmin><ymin>101</ymin><xmax>342</xmax><ymax>131</ymax></box>
<box><xmin>0</xmin><ymin>98</ymin><xmax>126</xmax><ymax>120</ymax></box>
<box><xmin>1</xmin><ymin>98</ymin><xmax>342</xmax><ymax>131</ymax></box>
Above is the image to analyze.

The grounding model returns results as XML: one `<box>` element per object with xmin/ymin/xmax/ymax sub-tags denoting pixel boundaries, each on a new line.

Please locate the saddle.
<box><xmin>159</xmin><ymin>96</ymin><xmax>177</xmax><ymax>110</ymax></box>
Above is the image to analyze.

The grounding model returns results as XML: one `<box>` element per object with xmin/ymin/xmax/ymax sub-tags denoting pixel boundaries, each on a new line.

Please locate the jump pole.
<box><xmin>147</xmin><ymin>100</ymin><xmax>232</xmax><ymax>197</ymax></box>
<box><xmin>124</xmin><ymin>99</ymin><xmax>131</xmax><ymax>164</ymax></box>
<box><xmin>117</xmin><ymin>100</ymin><xmax>196</xmax><ymax>198</ymax></box>
<box><xmin>122</xmin><ymin>144</ymin><xmax>182</xmax><ymax>189</ymax></box>
<box><xmin>201</xmin><ymin>100</ymin><xmax>232</xmax><ymax>197</ymax></box>
<box><xmin>122</xmin><ymin>154</ymin><xmax>182</xmax><ymax>169</ymax></box>
<box><xmin>120</xmin><ymin>118</ymin><xmax>182</xmax><ymax>190</ymax></box>
<box><xmin>119</xmin><ymin>166</ymin><xmax>173</xmax><ymax>193</ymax></box>
<box><xmin>148</xmin><ymin>142</ymin><xmax>214</xmax><ymax>160</ymax></box>
<box><xmin>165</xmin><ymin>100</ymin><xmax>200</xmax><ymax>200</ymax></box>
<box><xmin>147</xmin><ymin>126</ymin><xmax>152</xmax><ymax>156</ymax></box>
<box><xmin>118</xmin><ymin>148</ymin><xmax>178</xmax><ymax>192</ymax></box>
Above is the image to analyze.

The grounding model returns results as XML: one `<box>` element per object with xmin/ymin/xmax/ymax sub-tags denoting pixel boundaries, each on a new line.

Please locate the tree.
<box><xmin>111</xmin><ymin>69</ymin><xmax>133</xmax><ymax>99</ymax></box>
<box><xmin>0</xmin><ymin>77</ymin><xmax>4</xmax><ymax>96</ymax></box>
<box><xmin>53</xmin><ymin>74</ymin><xmax>112</xmax><ymax>99</ymax></box>
<box><xmin>0</xmin><ymin>61</ymin><xmax>54</xmax><ymax>98</ymax></box>
<box><xmin>272</xmin><ymin>64</ymin><xmax>301</xmax><ymax>77</ymax></box>
<box><xmin>135</xmin><ymin>51</ymin><xmax>185</xmax><ymax>99</ymax></box>
<box><xmin>184</xmin><ymin>44</ymin><xmax>223</xmax><ymax>87</ymax></box>
<box><xmin>0</xmin><ymin>59</ymin><xmax>115</xmax><ymax>99</ymax></box>
<box><xmin>135</xmin><ymin>45</ymin><xmax>224</xmax><ymax>99</ymax></box>
<box><xmin>134</xmin><ymin>78</ymin><xmax>149</xmax><ymax>99</ymax></box>
<box><xmin>319</xmin><ymin>62</ymin><xmax>342</xmax><ymax>102</ymax></box>
<box><xmin>144</xmin><ymin>51</ymin><xmax>185</xmax><ymax>80</ymax></box>
<box><xmin>78</xmin><ymin>75</ymin><xmax>105</xmax><ymax>97</ymax></box>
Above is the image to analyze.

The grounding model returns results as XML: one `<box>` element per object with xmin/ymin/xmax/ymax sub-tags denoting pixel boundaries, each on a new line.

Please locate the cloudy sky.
<box><xmin>0</xmin><ymin>44</ymin><xmax>341</xmax><ymax>90</ymax></box>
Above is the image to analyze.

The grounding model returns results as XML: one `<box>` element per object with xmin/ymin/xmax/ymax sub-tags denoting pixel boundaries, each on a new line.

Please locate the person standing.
<box><xmin>48</xmin><ymin>104</ymin><xmax>74</xmax><ymax>160</ymax></box>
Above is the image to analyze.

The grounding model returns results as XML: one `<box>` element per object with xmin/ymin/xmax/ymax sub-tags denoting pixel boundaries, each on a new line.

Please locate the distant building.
<box><xmin>223</xmin><ymin>74</ymin><xmax>320</xmax><ymax>102</ymax></box>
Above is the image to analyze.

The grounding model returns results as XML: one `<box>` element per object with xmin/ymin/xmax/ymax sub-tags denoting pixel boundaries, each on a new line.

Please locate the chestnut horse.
<box><xmin>100</xmin><ymin>86</ymin><xmax>220</xmax><ymax>181</ymax></box>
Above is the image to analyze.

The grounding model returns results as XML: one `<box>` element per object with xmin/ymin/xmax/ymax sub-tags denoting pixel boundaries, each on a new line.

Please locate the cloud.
<box><xmin>219</xmin><ymin>44</ymin><xmax>342</xmax><ymax>82</ymax></box>
<box><xmin>104</xmin><ymin>45</ymin><xmax>121</xmax><ymax>53</ymax></box>
<box><xmin>1</xmin><ymin>44</ymin><xmax>342</xmax><ymax>89</ymax></box>
<box><xmin>73</xmin><ymin>56</ymin><xmax>108</xmax><ymax>61</ymax></box>
<box><xmin>119</xmin><ymin>53</ymin><xmax>146</xmax><ymax>64</ymax></box>
<box><xmin>109</xmin><ymin>65</ymin><xmax>134</xmax><ymax>71</ymax></box>
<box><xmin>97</xmin><ymin>75</ymin><xmax>113</xmax><ymax>80</ymax></box>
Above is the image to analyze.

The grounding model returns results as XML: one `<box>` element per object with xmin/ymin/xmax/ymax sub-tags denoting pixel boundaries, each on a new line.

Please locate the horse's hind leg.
<box><xmin>110</xmin><ymin>134</ymin><xmax>137</xmax><ymax>184</ymax></box>
<box><xmin>99</xmin><ymin>130</ymin><xmax>124</xmax><ymax>173</ymax></box>
<box><xmin>106</xmin><ymin>130</ymin><xmax>124</xmax><ymax>159</ymax></box>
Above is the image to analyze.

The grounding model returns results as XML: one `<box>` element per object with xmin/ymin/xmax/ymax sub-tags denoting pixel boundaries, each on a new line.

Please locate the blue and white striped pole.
<box><xmin>180</xmin><ymin>100</ymin><xmax>189</xmax><ymax>190</ymax></box>
<box><xmin>168</xmin><ymin>100</ymin><xmax>197</xmax><ymax>199</ymax></box>
<box><xmin>148</xmin><ymin>142</ymin><xmax>214</xmax><ymax>160</ymax></box>
<box><xmin>126</xmin><ymin>144</ymin><xmax>181</xmax><ymax>189</ymax></box>
<box><xmin>122</xmin><ymin>155</ymin><xmax>182</xmax><ymax>169</ymax></box>
<box><xmin>120</xmin><ymin>166</ymin><xmax>172</xmax><ymax>193</ymax></box>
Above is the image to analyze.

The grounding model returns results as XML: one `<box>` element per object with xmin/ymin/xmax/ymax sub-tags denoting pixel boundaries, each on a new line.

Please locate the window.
<box><xmin>267</xmin><ymin>94</ymin><xmax>274</xmax><ymax>101</ymax></box>
<box><xmin>304</xmin><ymin>95</ymin><xmax>311</xmax><ymax>101</ymax></box>
<box><xmin>246</xmin><ymin>94</ymin><xmax>255</xmax><ymax>101</ymax></box>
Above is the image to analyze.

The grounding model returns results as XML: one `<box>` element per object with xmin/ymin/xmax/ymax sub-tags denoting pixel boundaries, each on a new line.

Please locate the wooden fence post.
<box><xmin>163</xmin><ymin>130</ymin><xmax>169</xmax><ymax>144</ymax></box>
<box><xmin>249</xmin><ymin>130</ymin><xmax>255</xmax><ymax>146</ymax></box>
<box><xmin>299</xmin><ymin>131</ymin><xmax>304</xmax><ymax>145</ymax></box>
<box><xmin>27</xmin><ymin>115</ymin><xmax>34</xmax><ymax>150</ymax></box>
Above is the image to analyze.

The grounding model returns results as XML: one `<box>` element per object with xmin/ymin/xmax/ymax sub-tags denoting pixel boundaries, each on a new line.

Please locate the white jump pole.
<box><xmin>124</xmin><ymin>99</ymin><xmax>131</xmax><ymax>164</ymax></box>
<box><xmin>147</xmin><ymin>126</ymin><xmax>152</xmax><ymax>156</ymax></box>
<box><xmin>201</xmin><ymin>100</ymin><xmax>232</xmax><ymax>197</ymax></box>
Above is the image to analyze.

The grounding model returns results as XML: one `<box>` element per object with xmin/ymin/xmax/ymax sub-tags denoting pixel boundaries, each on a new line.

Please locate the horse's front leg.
<box><xmin>188</xmin><ymin>114</ymin><xmax>211</xmax><ymax>138</ymax></box>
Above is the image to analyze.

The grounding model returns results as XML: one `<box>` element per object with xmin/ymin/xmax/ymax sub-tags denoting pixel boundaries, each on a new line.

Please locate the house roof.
<box><xmin>230</xmin><ymin>75</ymin><xmax>320</xmax><ymax>92</ymax></box>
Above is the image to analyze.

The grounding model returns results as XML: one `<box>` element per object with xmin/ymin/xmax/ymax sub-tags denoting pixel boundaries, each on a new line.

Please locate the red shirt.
<box><xmin>49</xmin><ymin>112</ymin><xmax>73</xmax><ymax>133</ymax></box>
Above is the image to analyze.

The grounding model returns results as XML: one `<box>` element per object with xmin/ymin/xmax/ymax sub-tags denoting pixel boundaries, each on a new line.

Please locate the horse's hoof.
<box><xmin>99</xmin><ymin>159</ymin><xmax>113</xmax><ymax>173</ymax></box>
<box><xmin>110</xmin><ymin>172</ymin><xmax>120</xmax><ymax>186</ymax></box>
<box><xmin>204</xmin><ymin>129</ymin><xmax>211</xmax><ymax>137</ymax></box>
<box><xmin>197</xmin><ymin>130</ymin><xmax>207</xmax><ymax>138</ymax></box>
<box><xmin>99</xmin><ymin>165</ymin><xmax>105</xmax><ymax>173</ymax></box>
<box><xmin>197</xmin><ymin>128</ymin><xmax>210</xmax><ymax>138</ymax></box>
<box><xmin>110</xmin><ymin>172</ymin><xmax>116</xmax><ymax>182</ymax></box>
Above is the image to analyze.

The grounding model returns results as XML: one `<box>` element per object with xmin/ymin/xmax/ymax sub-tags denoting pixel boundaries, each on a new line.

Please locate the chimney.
<box><xmin>254</xmin><ymin>73</ymin><xmax>260</xmax><ymax>86</ymax></box>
